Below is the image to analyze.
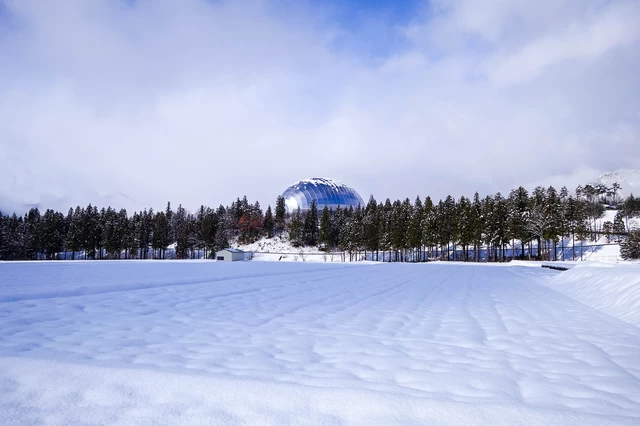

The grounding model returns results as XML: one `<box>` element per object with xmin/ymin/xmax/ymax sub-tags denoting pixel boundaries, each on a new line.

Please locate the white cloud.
<box><xmin>0</xmin><ymin>0</ymin><xmax>639</xmax><ymax>214</ymax></box>
<box><xmin>489</xmin><ymin>2</ymin><xmax>640</xmax><ymax>86</ymax></box>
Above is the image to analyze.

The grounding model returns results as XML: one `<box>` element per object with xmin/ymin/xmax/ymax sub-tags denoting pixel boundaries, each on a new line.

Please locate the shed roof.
<box><xmin>220</xmin><ymin>248</ymin><xmax>244</xmax><ymax>253</ymax></box>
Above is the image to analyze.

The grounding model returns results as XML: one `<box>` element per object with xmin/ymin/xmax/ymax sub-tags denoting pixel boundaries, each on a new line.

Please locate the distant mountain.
<box><xmin>598</xmin><ymin>169</ymin><xmax>640</xmax><ymax>198</ymax></box>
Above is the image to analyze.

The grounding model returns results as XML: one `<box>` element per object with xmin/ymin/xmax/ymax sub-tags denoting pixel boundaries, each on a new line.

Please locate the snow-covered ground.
<box><xmin>1</xmin><ymin>261</ymin><xmax>640</xmax><ymax>425</ymax></box>
<box><xmin>545</xmin><ymin>262</ymin><xmax>640</xmax><ymax>327</ymax></box>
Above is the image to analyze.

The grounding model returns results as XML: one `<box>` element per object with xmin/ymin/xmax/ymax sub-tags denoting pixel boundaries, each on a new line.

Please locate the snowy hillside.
<box><xmin>1</xmin><ymin>261</ymin><xmax>640</xmax><ymax>424</ymax></box>
<box><xmin>236</xmin><ymin>236</ymin><xmax>352</xmax><ymax>262</ymax></box>
<box><xmin>598</xmin><ymin>169</ymin><xmax>640</xmax><ymax>197</ymax></box>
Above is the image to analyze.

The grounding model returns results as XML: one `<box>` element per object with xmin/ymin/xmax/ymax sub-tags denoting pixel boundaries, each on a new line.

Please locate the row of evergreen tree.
<box><xmin>292</xmin><ymin>186</ymin><xmax>640</xmax><ymax>262</ymax></box>
<box><xmin>1</xmin><ymin>184</ymin><xmax>639</xmax><ymax>261</ymax></box>
<box><xmin>0</xmin><ymin>197</ymin><xmax>280</xmax><ymax>261</ymax></box>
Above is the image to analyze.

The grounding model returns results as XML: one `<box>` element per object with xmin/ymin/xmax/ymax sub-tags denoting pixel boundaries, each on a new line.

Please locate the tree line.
<box><xmin>0</xmin><ymin>196</ymin><xmax>281</xmax><ymax>261</ymax></box>
<box><xmin>1</xmin><ymin>183</ymin><xmax>639</xmax><ymax>261</ymax></box>
<box><xmin>302</xmin><ymin>186</ymin><xmax>640</xmax><ymax>262</ymax></box>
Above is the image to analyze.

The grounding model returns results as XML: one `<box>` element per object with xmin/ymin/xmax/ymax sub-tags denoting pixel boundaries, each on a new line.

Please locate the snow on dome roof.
<box><xmin>282</xmin><ymin>177</ymin><xmax>363</xmax><ymax>214</ymax></box>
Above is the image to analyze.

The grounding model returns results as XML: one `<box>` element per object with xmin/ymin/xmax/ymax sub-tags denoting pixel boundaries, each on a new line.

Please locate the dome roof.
<box><xmin>282</xmin><ymin>177</ymin><xmax>364</xmax><ymax>214</ymax></box>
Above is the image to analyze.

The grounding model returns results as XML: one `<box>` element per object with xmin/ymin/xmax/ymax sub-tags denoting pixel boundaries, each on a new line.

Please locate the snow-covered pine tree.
<box><xmin>620</xmin><ymin>229</ymin><xmax>640</xmax><ymax>260</ymax></box>
<box><xmin>613</xmin><ymin>213</ymin><xmax>626</xmax><ymax>242</ymax></box>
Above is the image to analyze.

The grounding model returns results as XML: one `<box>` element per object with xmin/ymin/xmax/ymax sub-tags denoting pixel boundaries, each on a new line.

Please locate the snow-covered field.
<box><xmin>1</xmin><ymin>261</ymin><xmax>640</xmax><ymax>425</ymax></box>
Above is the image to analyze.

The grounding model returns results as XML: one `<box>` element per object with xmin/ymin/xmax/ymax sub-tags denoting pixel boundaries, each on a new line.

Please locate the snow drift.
<box><xmin>546</xmin><ymin>262</ymin><xmax>640</xmax><ymax>327</ymax></box>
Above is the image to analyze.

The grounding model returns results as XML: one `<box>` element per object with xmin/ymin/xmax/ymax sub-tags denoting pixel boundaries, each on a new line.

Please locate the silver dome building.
<box><xmin>282</xmin><ymin>177</ymin><xmax>364</xmax><ymax>214</ymax></box>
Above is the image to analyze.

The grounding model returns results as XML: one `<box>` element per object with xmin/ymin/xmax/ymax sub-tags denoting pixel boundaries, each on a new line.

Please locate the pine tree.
<box><xmin>215</xmin><ymin>205</ymin><xmax>229</xmax><ymax>251</ymax></box>
<box><xmin>470</xmin><ymin>192</ymin><xmax>483</xmax><ymax>262</ymax></box>
<box><xmin>123</xmin><ymin>212</ymin><xmax>137</xmax><ymax>259</ymax></box>
<box><xmin>200</xmin><ymin>207</ymin><xmax>218</xmax><ymax>258</ymax></box>
<box><xmin>508</xmin><ymin>186</ymin><xmax>530</xmax><ymax>258</ymax></box>
<box><xmin>603</xmin><ymin>221</ymin><xmax>613</xmax><ymax>243</ymax></box>
<box><xmin>174</xmin><ymin>204</ymin><xmax>190</xmax><ymax>259</ymax></box>
<box><xmin>319</xmin><ymin>206</ymin><xmax>332</xmax><ymax>250</ymax></box>
<box><xmin>390</xmin><ymin>200</ymin><xmax>405</xmax><ymax>261</ymax></box>
<box><xmin>528</xmin><ymin>187</ymin><xmax>547</xmax><ymax>260</ymax></box>
<box><xmin>165</xmin><ymin>202</ymin><xmax>174</xmax><ymax>244</ymax></box>
<box><xmin>0</xmin><ymin>211</ymin><xmax>6</xmax><ymax>260</ymax></box>
<box><xmin>6</xmin><ymin>214</ymin><xmax>25</xmax><ymax>260</ymax></box>
<box><xmin>620</xmin><ymin>229</ymin><xmax>640</xmax><ymax>260</ymax></box>
<box><xmin>379</xmin><ymin>200</ymin><xmax>393</xmax><ymax>261</ymax></box>
<box><xmin>407</xmin><ymin>196</ymin><xmax>423</xmax><ymax>261</ymax></box>
<box><xmin>351</xmin><ymin>206</ymin><xmax>365</xmax><ymax>259</ymax></box>
<box><xmin>24</xmin><ymin>207</ymin><xmax>41</xmax><ymax>260</ymax></box>
<box><xmin>66</xmin><ymin>207</ymin><xmax>82</xmax><ymax>260</ymax></box>
<box><xmin>457</xmin><ymin>196</ymin><xmax>473</xmax><ymax>261</ymax></box>
<box><xmin>558</xmin><ymin>187</ymin><xmax>569</xmax><ymax>260</ymax></box>
<box><xmin>304</xmin><ymin>200</ymin><xmax>319</xmax><ymax>246</ymax></box>
<box><xmin>116</xmin><ymin>209</ymin><xmax>128</xmax><ymax>259</ymax></box>
<box><xmin>263</xmin><ymin>205</ymin><xmax>275</xmax><ymax>238</ymax></box>
<box><xmin>440</xmin><ymin>196</ymin><xmax>458</xmax><ymax>261</ymax></box>
<box><xmin>363</xmin><ymin>196</ymin><xmax>380</xmax><ymax>260</ymax></box>
<box><xmin>566</xmin><ymin>196</ymin><xmax>587</xmax><ymax>261</ymax></box>
<box><xmin>331</xmin><ymin>206</ymin><xmax>346</xmax><ymax>260</ymax></box>
<box><xmin>613</xmin><ymin>212</ymin><xmax>626</xmax><ymax>242</ymax></box>
<box><xmin>621</xmin><ymin>194</ymin><xmax>640</xmax><ymax>232</ymax></box>
<box><xmin>289</xmin><ymin>208</ymin><xmax>303</xmax><ymax>247</ymax></box>
<box><xmin>544</xmin><ymin>186</ymin><xmax>562</xmax><ymax>260</ymax></box>
<box><xmin>422</xmin><ymin>196</ymin><xmax>436</xmax><ymax>261</ymax></box>
<box><xmin>275</xmin><ymin>195</ymin><xmax>286</xmax><ymax>235</ymax></box>
<box><xmin>611</xmin><ymin>182</ymin><xmax>622</xmax><ymax>205</ymax></box>
<box><xmin>479</xmin><ymin>196</ymin><xmax>491</xmax><ymax>261</ymax></box>
<box><xmin>152</xmin><ymin>211</ymin><xmax>168</xmax><ymax>259</ymax></box>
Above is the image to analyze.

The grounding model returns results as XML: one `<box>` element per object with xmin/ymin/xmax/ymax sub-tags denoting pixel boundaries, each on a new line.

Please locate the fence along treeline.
<box><xmin>1</xmin><ymin>184</ymin><xmax>639</xmax><ymax>261</ymax></box>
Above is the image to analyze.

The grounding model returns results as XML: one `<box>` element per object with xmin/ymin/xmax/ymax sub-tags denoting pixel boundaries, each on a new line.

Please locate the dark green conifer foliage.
<box><xmin>620</xmin><ymin>229</ymin><xmax>640</xmax><ymax>260</ymax></box>
<box><xmin>408</xmin><ymin>196</ymin><xmax>423</xmax><ymax>261</ymax></box>
<box><xmin>289</xmin><ymin>208</ymin><xmax>303</xmax><ymax>247</ymax></box>
<box><xmin>613</xmin><ymin>213</ymin><xmax>626</xmax><ymax>241</ymax></box>
<box><xmin>275</xmin><ymin>195</ymin><xmax>286</xmax><ymax>235</ymax></box>
<box><xmin>263</xmin><ymin>205</ymin><xmax>275</xmax><ymax>238</ymax></box>
<box><xmin>319</xmin><ymin>206</ymin><xmax>332</xmax><ymax>250</ymax></box>
<box><xmin>364</xmin><ymin>196</ymin><xmax>380</xmax><ymax>260</ymax></box>
<box><xmin>304</xmin><ymin>200</ymin><xmax>319</xmax><ymax>246</ymax></box>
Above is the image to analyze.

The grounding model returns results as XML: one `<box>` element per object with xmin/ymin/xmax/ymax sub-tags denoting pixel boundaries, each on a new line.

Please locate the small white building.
<box><xmin>215</xmin><ymin>248</ymin><xmax>245</xmax><ymax>262</ymax></box>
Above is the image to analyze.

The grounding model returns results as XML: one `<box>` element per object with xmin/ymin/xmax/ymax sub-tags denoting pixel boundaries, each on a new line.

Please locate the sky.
<box><xmin>1</xmin><ymin>0</ymin><xmax>639</xmax><ymax>214</ymax></box>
